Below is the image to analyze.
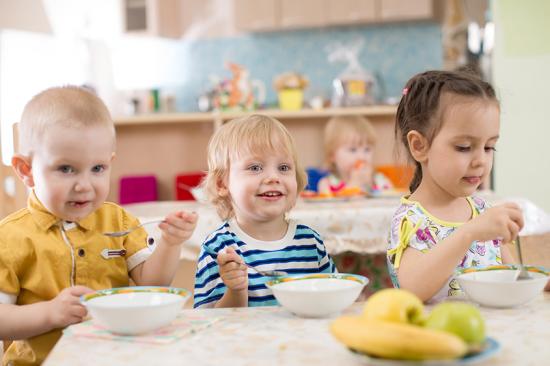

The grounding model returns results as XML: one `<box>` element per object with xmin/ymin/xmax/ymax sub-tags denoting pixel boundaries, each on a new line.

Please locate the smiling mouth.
<box><xmin>257</xmin><ymin>191</ymin><xmax>283</xmax><ymax>198</ymax></box>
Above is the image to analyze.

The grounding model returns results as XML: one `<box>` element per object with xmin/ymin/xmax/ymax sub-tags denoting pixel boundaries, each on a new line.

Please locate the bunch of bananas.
<box><xmin>330</xmin><ymin>289</ymin><xmax>485</xmax><ymax>361</ymax></box>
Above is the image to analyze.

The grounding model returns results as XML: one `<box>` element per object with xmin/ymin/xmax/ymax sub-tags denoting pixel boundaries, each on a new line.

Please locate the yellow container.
<box><xmin>278</xmin><ymin>89</ymin><xmax>304</xmax><ymax>110</ymax></box>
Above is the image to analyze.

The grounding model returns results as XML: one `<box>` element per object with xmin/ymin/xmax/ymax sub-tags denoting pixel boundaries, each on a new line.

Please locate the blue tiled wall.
<box><xmin>117</xmin><ymin>23</ymin><xmax>442</xmax><ymax>112</ymax></box>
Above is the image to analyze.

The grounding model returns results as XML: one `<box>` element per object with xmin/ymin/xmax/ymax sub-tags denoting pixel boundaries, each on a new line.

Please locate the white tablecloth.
<box><xmin>123</xmin><ymin>191</ymin><xmax>550</xmax><ymax>259</ymax></box>
<box><xmin>124</xmin><ymin>197</ymin><xmax>401</xmax><ymax>258</ymax></box>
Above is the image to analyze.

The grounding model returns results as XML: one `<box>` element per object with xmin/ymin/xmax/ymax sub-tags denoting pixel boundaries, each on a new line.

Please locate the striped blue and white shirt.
<box><xmin>193</xmin><ymin>219</ymin><xmax>336</xmax><ymax>308</ymax></box>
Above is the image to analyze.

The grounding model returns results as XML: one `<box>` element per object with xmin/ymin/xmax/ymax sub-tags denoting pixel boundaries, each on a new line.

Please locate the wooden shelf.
<box><xmin>110</xmin><ymin>105</ymin><xmax>399</xmax><ymax>201</ymax></box>
<box><xmin>114</xmin><ymin>105</ymin><xmax>398</xmax><ymax>126</ymax></box>
<box><xmin>115</xmin><ymin>111</ymin><xmax>213</xmax><ymax>126</ymax></box>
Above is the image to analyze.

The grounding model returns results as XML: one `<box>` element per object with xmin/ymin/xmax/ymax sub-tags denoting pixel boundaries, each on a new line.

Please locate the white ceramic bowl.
<box><xmin>457</xmin><ymin>265</ymin><xmax>549</xmax><ymax>308</ymax></box>
<box><xmin>81</xmin><ymin>286</ymin><xmax>190</xmax><ymax>335</ymax></box>
<box><xmin>266</xmin><ymin>273</ymin><xmax>368</xmax><ymax>318</ymax></box>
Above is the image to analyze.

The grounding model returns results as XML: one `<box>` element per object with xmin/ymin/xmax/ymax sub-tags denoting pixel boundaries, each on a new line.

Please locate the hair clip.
<box><xmin>402</xmin><ymin>88</ymin><xmax>409</xmax><ymax>96</ymax></box>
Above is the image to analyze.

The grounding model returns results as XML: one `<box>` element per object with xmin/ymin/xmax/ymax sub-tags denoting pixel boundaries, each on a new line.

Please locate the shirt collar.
<box><xmin>28</xmin><ymin>191</ymin><xmax>96</xmax><ymax>231</ymax></box>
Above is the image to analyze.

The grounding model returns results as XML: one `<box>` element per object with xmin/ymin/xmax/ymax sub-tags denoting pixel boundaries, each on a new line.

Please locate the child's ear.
<box><xmin>407</xmin><ymin>130</ymin><xmax>429</xmax><ymax>163</ymax></box>
<box><xmin>326</xmin><ymin>153</ymin><xmax>336</xmax><ymax>169</ymax></box>
<box><xmin>216</xmin><ymin>176</ymin><xmax>229</xmax><ymax>197</ymax></box>
<box><xmin>11</xmin><ymin>154</ymin><xmax>34</xmax><ymax>188</ymax></box>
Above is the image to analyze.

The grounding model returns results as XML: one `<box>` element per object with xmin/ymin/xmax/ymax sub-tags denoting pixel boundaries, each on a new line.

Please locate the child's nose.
<box><xmin>472</xmin><ymin>149</ymin><xmax>489</xmax><ymax>167</ymax></box>
<box><xmin>264</xmin><ymin>176</ymin><xmax>280</xmax><ymax>184</ymax></box>
<box><xmin>74</xmin><ymin>177</ymin><xmax>92</xmax><ymax>192</ymax></box>
<box><xmin>263</xmin><ymin>170</ymin><xmax>281</xmax><ymax>184</ymax></box>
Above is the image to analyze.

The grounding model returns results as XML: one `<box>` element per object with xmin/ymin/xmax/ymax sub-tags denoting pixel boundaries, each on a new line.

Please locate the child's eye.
<box><xmin>349</xmin><ymin>147</ymin><xmax>358</xmax><ymax>153</ymax></box>
<box><xmin>455</xmin><ymin>146</ymin><xmax>470</xmax><ymax>152</ymax></box>
<box><xmin>279</xmin><ymin>164</ymin><xmax>292</xmax><ymax>172</ymax></box>
<box><xmin>92</xmin><ymin>165</ymin><xmax>106</xmax><ymax>173</ymax></box>
<box><xmin>247</xmin><ymin>164</ymin><xmax>262</xmax><ymax>172</ymax></box>
<box><xmin>58</xmin><ymin>165</ymin><xmax>74</xmax><ymax>174</ymax></box>
<box><xmin>485</xmin><ymin>146</ymin><xmax>497</xmax><ymax>152</ymax></box>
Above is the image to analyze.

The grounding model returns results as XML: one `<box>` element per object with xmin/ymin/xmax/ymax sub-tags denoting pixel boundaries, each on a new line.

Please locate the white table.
<box><xmin>44</xmin><ymin>293</ymin><xmax>550</xmax><ymax>365</ymax></box>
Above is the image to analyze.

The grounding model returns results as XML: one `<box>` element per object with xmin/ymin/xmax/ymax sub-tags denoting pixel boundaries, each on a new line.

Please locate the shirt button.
<box><xmin>78</xmin><ymin>248</ymin><xmax>86</xmax><ymax>257</ymax></box>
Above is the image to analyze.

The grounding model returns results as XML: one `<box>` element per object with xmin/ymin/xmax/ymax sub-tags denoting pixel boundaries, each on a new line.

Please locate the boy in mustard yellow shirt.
<box><xmin>0</xmin><ymin>86</ymin><xmax>198</xmax><ymax>365</ymax></box>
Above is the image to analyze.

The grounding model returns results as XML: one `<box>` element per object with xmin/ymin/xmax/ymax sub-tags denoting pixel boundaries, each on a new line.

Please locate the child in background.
<box><xmin>0</xmin><ymin>86</ymin><xmax>197</xmax><ymax>365</ymax></box>
<box><xmin>387</xmin><ymin>70</ymin><xmax>525</xmax><ymax>303</ymax></box>
<box><xmin>194</xmin><ymin>114</ymin><xmax>336</xmax><ymax>308</ymax></box>
<box><xmin>317</xmin><ymin>115</ymin><xmax>392</xmax><ymax>197</ymax></box>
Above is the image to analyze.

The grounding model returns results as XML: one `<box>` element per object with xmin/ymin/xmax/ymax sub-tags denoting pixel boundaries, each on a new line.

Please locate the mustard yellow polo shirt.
<box><xmin>0</xmin><ymin>192</ymin><xmax>153</xmax><ymax>366</ymax></box>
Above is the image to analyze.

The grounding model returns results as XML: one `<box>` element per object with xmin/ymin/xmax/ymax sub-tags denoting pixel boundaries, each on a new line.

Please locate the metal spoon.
<box><xmin>102</xmin><ymin>220</ymin><xmax>165</xmax><ymax>237</ymax></box>
<box><xmin>202</xmin><ymin>246</ymin><xmax>287</xmax><ymax>277</ymax></box>
<box><xmin>516</xmin><ymin>236</ymin><xmax>532</xmax><ymax>280</ymax></box>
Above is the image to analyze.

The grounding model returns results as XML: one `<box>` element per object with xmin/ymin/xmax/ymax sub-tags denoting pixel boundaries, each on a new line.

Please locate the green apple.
<box><xmin>363</xmin><ymin>288</ymin><xmax>425</xmax><ymax>324</ymax></box>
<box><xmin>424</xmin><ymin>302</ymin><xmax>485</xmax><ymax>345</ymax></box>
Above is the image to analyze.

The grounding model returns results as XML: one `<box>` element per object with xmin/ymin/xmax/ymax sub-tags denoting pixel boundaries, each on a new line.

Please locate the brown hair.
<box><xmin>202</xmin><ymin>114</ymin><xmax>307</xmax><ymax>220</ymax></box>
<box><xmin>395</xmin><ymin>70</ymin><xmax>498</xmax><ymax>192</ymax></box>
<box><xmin>19</xmin><ymin>85</ymin><xmax>114</xmax><ymax>156</ymax></box>
<box><xmin>324</xmin><ymin>115</ymin><xmax>377</xmax><ymax>174</ymax></box>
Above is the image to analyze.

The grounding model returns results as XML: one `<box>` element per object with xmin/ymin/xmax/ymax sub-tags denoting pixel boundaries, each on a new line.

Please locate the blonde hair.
<box><xmin>203</xmin><ymin>114</ymin><xmax>307</xmax><ymax>220</ymax></box>
<box><xmin>324</xmin><ymin>115</ymin><xmax>377</xmax><ymax>173</ymax></box>
<box><xmin>18</xmin><ymin>85</ymin><xmax>115</xmax><ymax>156</ymax></box>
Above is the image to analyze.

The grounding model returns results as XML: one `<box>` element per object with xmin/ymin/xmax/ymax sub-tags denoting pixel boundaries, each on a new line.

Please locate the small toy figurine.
<box><xmin>212</xmin><ymin>62</ymin><xmax>265</xmax><ymax>111</ymax></box>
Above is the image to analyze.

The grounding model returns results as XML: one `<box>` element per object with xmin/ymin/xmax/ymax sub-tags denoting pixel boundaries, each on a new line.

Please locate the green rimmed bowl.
<box><xmin>456</xmin><ymin>264</ymin><xmax>549</xmax><ymax>308</ymax></box>
<box><xmin>266</xmin><ymin>273</ymin><xmax>368</xmax><ymax>318</ymax></box>
<box><xmin>81</xmin><ymin>286</ymin><xmax>190</xmax><ymax>335</ymax></box>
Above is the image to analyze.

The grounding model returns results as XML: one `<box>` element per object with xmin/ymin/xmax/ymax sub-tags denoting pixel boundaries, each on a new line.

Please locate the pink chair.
<box><xmin>119</xmin><ymin>175</ymin><xmax>158</xmax><ymax>204</ymax></box>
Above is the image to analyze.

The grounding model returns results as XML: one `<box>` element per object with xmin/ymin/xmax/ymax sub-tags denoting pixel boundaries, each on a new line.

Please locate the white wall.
<box><xmin>493</xmin><ymin>0</ymin><xmax>550</xmax><ymax>213</ymax></box>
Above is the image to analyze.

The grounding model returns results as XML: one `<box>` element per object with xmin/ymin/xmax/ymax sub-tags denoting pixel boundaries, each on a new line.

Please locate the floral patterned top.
<box><xmin>386</xmin><ymin>195</ymin><xmax>503</xmax><ymax>303</ymax></box>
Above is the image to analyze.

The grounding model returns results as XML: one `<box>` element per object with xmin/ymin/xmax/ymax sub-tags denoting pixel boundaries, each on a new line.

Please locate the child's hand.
<box><xmin>47</xmin><ymin>286</ymin><xmax>93</xmax><ymax>329</ymax></box>
<box><xmin>159</xmin><ymin>211</ymin><xmax>198</xmax><ymax>247</ymax></box>
<box><xmin>463</xmin><ymin>203</ymin><xmax>524</xmax><ymax>244</ymax></box>
<box><xmin>218</xmin><ymin>247</ymin><xmax>248</xmax><ymax>291</ymax></box>
<box><xmin>349</xmin><ymin>160</ymin><xmax>373</xmax><ymax>189</ymax></box>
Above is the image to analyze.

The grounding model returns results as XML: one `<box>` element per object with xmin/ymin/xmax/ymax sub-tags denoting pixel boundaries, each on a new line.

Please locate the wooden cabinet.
<box><xmin>379</xmin><ymin>0</ymin><xmax>442</xmax><ymax>22</ymax></box>
<box><xmin>234</xmin><ymin>0</ymin><xmax>329</xmax><ymax>31</ymax></box>
<box><xmin>279</xmin><ymin>0</ymin><xmax>327</xmax><ymax>29</ymax></box>
<box><xmin>234</xmin><ymin>0</ymin><xmax>441</xmax><ymax>32</ymax></box>
<box><xmin>122</xmin><ymin>0</ymin><xmax>182</xmax><ymax>38</ymax></box>
<box><xmin>0</xmin><ymin>126</ymin><xmax>28</xmax><ymax>218</ymax></box>
<box><xmin>326</xmin><ymin>0</ymin><xmax>377</xmax><ymax>25</ymax></box>
<box><xmin>122</xmin><ymin>0</ymin><xmax>443</xmax><ymax>38</ymax></box>
<box><xmin>0</xmin><ymin>164</ymin><xmax>14</xmax><ymax>218</ymax></box>
<box><xmin>234</xmin><ymin>0</ymin><xmax>279</xmax><ymax>32</ymax></box>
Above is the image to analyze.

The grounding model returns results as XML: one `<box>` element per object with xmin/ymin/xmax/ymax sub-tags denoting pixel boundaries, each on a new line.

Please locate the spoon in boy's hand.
<box><xmin>102</xmin><ymin>219</ymin><xmax>166</xmax><ymax>237</ymax></box>
<box><xmin>203</xmin><ymin>246</ymin><xmax>287</xmax><ymax>277</ymax></box>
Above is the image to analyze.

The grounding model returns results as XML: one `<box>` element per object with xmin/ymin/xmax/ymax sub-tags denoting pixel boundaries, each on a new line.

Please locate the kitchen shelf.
<box><xmin>114</xmin><ymin>105</ymin><xmax>398</xmax><ymax>126</ymax></box>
